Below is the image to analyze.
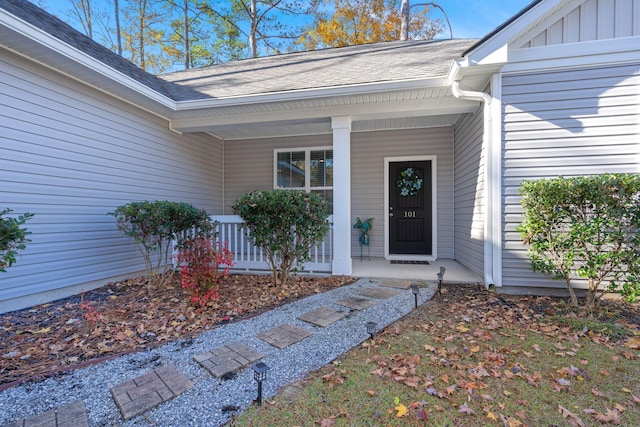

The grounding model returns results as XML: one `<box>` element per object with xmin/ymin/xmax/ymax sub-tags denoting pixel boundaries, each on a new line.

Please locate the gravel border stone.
<box><xmin>0</xmin><ymin>278</ymin><xmax>436</xmax><ymax>427</ymax></box>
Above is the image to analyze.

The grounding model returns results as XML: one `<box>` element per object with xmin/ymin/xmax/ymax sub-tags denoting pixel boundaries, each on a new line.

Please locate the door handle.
<box><xmin>389</xmin><ymin>213</ymin><xmax>394</xmax><ymax>217</ymax></box>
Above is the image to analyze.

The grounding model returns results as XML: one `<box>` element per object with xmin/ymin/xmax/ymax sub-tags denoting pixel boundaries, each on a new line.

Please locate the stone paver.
<box><xmin>335</xmin><ymin>296</ymin><xmax>377</xmax><ymax>310</ymax></box>
<box><xmin>359</xmin><ymin>287</ymin><xmax>400</xmax><ymax>299</ymax></box>
<box><xmin>110</xmin><ymin>365</ymin><xmax>193</xmax><ymax>420</ymax></box>
<box><xmin>297</xmin><ymin>307</ymin><xmax>348</xmax><ymax>327</ymax></box>
<box><xmin>257</xmin><ymin>323</ymin><xmax>313</xmax><ymax>349</ymax></box>
<box><xmin>194</xmin><ymin>342</ymin><xmax>263</xmax><ymax>378</ymax></box>
<box><xmin>1</xmin><ymin>401</ymin><xmax>89</xmax><ymax>427</ymax></box>
<box><xmin>379</xmin><ymin>279</ymin><xmax>413</xmax><ymax>289</ymax></box>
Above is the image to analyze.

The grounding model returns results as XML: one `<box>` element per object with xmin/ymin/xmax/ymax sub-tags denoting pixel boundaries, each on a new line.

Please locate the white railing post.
<box><xmin>211</xmin><ymin>215</ymin><xmax>333</xmax><ymax>273</ymax></box>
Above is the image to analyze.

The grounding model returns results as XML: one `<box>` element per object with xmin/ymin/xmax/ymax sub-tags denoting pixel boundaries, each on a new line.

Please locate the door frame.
<box><xmin>384</xmin><ymin>155</ymin><xmax>438</xmax><ymax>261</ymax></box>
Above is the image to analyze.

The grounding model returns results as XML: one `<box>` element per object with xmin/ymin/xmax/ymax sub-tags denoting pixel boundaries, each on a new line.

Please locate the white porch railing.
<box><xmin>211</xmin><ymin>215</ymin><xmax>333</xmax><ymax>273</ymax></box>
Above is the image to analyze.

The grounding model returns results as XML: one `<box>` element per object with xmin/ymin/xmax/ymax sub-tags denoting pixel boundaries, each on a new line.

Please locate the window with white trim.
<box><xmin>274</xmin><ymin>147</ymin><xmax>333</xmax><ymax>210</ymax></box>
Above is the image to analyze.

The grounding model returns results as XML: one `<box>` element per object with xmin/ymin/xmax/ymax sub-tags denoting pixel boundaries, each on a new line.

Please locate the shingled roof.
<box><xmin>160</xmin><ymin>39</ymin><xmax>477</xmax><ymax>101</ymax></box>
<box><xmin>1</xmin><ymin>0</ymin><xmax>175</xmax><ymax>99</ymax></box>
<box><xmin>4</xmin><ymin>0</ymin><xmax>477</xmax><ymax>104</ymax></box>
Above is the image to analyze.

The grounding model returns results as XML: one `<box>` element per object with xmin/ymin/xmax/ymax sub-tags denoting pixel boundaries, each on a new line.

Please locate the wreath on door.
<box><xmin>397</xmin><ymin>167</ymin><xmax>423</xmax><ymax>197</ymax></box>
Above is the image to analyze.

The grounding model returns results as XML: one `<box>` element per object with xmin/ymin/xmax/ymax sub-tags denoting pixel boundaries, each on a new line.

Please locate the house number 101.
<box><xmin>404</xmin><ymin>211</ymin><xmax>416</xmax><ymax>218</ymax></box>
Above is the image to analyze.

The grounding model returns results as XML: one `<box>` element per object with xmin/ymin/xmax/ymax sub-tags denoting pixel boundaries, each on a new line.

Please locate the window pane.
<box><xmin>310</xmin><ymin>150</ymin><xmax>333</xmax><ymax>187</ymax></box>
<box><xmin>312</xmin><ymin>189</ymin><xmax>333</xmax><ymax>212</ymax></box>
<box><xmin>277</xmin><ymin>151</ymin><xmax>305</xmax><ymax>188</ymax></box>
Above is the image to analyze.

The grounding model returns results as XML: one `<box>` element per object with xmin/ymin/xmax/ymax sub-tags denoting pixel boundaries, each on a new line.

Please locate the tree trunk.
<box><xmin>115</xmin><ymin>0</ymin><xmax>122</xmax><ymax>55</ymax></box>
<box><xmin>249</xmin><ymin>0</ymin><xmax>257</xmax><ymax>57</ymax></box>
<box><xmin>139</xmin><ymin>0</ymin><xmax>146</xmax><ymax>70</ymax></box>
<box><xmin>184</xmin><ymin>0</ymin><xmax>190</xmax><ymax>69</ymax></box>
<box><xmin>564</xmin><ymin>276</ymin><xmax>579</xmax><ymax>307</ymax></box>
<box><xmin>585</xmin><ymin>278</ymin><xmax>598</xmax><ymax>309</ymax></box>
<box><xmin>400</xmin><ymin>0</ymin><xmax>410</xmax><ymax>41</ymax></box>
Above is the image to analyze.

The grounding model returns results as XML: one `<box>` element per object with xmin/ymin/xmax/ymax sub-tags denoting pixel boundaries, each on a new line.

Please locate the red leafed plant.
<box><xmin>176</xmin><ymin>237</ymin><xmax>233</xmax><ymax>307</ymax></box>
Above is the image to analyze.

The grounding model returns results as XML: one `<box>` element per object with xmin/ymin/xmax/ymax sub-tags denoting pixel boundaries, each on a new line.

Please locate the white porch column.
<box><xmin>331</xmin><ymin>116</ymin><xmax>352</xmax><ymax>275</ymax></box>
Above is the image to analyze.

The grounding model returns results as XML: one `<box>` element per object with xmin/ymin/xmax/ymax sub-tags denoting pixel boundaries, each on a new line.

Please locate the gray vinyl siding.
<box><xmin>223</xmin><ymin>128</ymin><xmax>454</xmax><ymax>260</ymax></box>
<box><xmin>222</xmin><ymin>134</ymin><xmax>332</xmax><ymax>213</ymax></box>
<box><xmin>520</xmin><ymin>0</ymin><xmax>640</xmax><ymax>48</ymax></box>
<box><xmin>453</xmin><ymin>108</ymin><xmax>485</xmax><ymax>277</ymax></box>
<box><xmin>0</xmin><ymin>48</ymin><xmax>223</xmax><ymax>313</ymax></box>
<box><xmin>501</xmin><ymin>63</ymin><xmax>640</xmax><ymax>291</ymax></box>
<box><xmin>351</xmin><ymin>127</ymin><xmax>454</xmax><ymax>259</ymax></box>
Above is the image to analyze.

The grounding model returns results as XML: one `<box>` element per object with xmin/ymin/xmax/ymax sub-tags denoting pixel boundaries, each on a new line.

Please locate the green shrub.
<box><xmin>518</xmin><ymin>174</ymin><xmax>640</xmax><ymax>308</ymax></box>
<box><xmin>109</xmin><ymin>201</ymin><xmax>214</xmax><ymax>286</ymax></box>
<box><xmin>232</xmin><ymin>190</ymin><xmax>330</xmax><ymax>287</ymax></box>
<box><xmin>0</xmin><ymin>208</ymin><xmax>34</xmax><ymax>272</ymax></box>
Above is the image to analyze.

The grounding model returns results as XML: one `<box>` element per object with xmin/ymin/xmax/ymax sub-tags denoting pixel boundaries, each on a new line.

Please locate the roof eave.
<box><xmin>174</xmin><ymin>76</ymin><xmax>450</xmax><ymax>111</ymax></box>
<box><xmin>0</xmin><ymin>8</ymin><xmax>176</xmax><ymax>113</ymax></box>
<box><xmin>461</xmin><ymin>0</ymin><xmax>577</xmax><ymax>66</ymax></box>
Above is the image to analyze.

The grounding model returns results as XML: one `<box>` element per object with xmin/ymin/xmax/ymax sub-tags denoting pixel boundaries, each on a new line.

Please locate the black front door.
<box><xmin>389</xmin><ymin>160</ymin><xmax>432</xmax><ymax>255</ymax></box>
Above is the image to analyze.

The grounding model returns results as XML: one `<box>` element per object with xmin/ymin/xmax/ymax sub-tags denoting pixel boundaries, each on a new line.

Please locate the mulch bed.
<box><xmin>0</xmin><ymin>273</ymin><xmax>356</xmax><ymax>390</ymax></box>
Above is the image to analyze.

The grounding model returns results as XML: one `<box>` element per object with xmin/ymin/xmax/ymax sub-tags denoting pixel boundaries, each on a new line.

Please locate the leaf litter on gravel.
<box><xmin>0</xmin><ymin>272</ymin><xmax>355</xmax><ymax>388</ymax></box>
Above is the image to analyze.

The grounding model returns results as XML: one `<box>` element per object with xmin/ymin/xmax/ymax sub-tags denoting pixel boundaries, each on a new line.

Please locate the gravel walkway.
<box><xmin>0</xmin><ymin>278</ymin><xmax>436</xmax><ymax>427</ymax></box>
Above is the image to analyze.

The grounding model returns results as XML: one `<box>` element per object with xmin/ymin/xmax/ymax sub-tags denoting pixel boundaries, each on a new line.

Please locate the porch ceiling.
<box><xmin>168</xmin><ymin>87</ymin><xmax>479</xmax><ymax>140</ymax></box>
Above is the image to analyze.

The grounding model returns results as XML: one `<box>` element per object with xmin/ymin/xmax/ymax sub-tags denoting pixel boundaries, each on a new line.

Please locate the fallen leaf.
<box><xmin>623</xmin><ymin>336</ymin><xmax>640</xmax><ymax>349</ymax></box>
<box><xmin>486</xmin><ymin>410</ymin><xmax>499</xmax><ymax>421</ymax></box>
<box><xmin>458</xmin><ymin>403</ymin><xmax>475</xmax><ymax>415</ymax></box>
<box><xmin>593</xmin><ymin>408</ymin><xmax>621</xmax><ymax>424</ymax></box>
<box><xmin>395</xmin><ymin>403</ymin><xmax>408</xmax><ymax>418</ymax></box>
<box><xmin>456</xmin><ymin>324</ymin><xmax>470</xmax><ymax>333</ymax></box>
<box><xmin>425</xmin><ymin>387</ymin><xmax>438</xmax><ymax>396</ymax></box>
<box><xmin>416</xmin><ymin>408</ymin><xmax>428</xmax><ymax>422</ymax></box>
<box><xmin>319</xmin><ymin>419</ymin><xmax>335</xmax><ymax>427</ymax></box>
<box><xmin>558</xmin><ymin>405</ymin><xmax>585</xmax><ymax>427</ymax></box>
<box><xmin>366</xmin><ymin>390</ymin><xmax>376</xmax><ymax>397</ymax></box>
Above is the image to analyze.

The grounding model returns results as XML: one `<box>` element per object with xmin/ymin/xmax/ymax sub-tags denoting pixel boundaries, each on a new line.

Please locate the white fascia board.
<box><xmin>502</xmin><ymin>36</ymin><xmax>640</xmax><ymax>73</ymax></box>
<box><xmin>169</xmin><ymin>96</ymin><xmax>476</xmax><ymax>132</ymax></box>
<box><xmin>0</xmin><ymin>10</ymin><xmax>176</xmax><ymax>110</ymax></box>
<box><xmin>447</xmin><ymin>58</ymin><xmax>502</xmax><ymax>85</ymax></box>
<box><xmin>465</xmin><ymin>0</ymin><xmax>582</xmax><ymax>65</ymax></box>
<box><xmin>173</xmin><ymin>77</ymin><xmax>449</xmax><ymax>110</ymax></box>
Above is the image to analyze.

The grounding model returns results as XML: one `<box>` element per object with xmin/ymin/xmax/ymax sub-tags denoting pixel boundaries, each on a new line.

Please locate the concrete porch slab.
<box><xmin>352</xmin><ymin>258</ymin><xmax>482</xmax><ymax>283</ymax></box>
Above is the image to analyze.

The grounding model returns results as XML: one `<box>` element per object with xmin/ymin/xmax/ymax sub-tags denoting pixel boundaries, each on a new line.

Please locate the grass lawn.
<box><xmin>231</xmin><ymin>284</ymin><xmax>640</xmax><ymax>426</ymax></box>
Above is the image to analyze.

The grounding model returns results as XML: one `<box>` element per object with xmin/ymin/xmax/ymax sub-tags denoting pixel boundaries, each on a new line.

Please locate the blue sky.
<box><xmin>38</xmin><ymin>0</ymin><xmax>534</xmax><ymax>40</ymax></box>
<box><xmin>35</xmin><ymin>0</ymin><xmax>533</xmax><ymax>71</ymax></box>
<box><xmin>439</xmin><ymin>0</ymin><xmax>533</xmax><ymax>39</ymax></box>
